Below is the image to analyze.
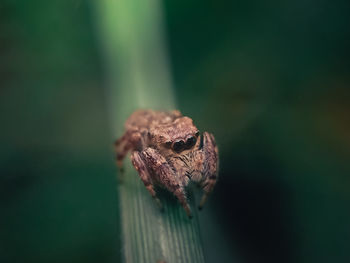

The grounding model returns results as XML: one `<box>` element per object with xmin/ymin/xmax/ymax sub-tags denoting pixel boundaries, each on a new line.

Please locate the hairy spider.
<box><xmin>115</xmin><ymin>109</ymin><xmax>219</xmax><ymax>218</ymax></box>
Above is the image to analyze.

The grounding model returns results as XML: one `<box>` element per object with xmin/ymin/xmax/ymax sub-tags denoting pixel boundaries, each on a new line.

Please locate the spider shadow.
<box><xmin>154</xmin><ymin>186</ymin><xmax>196</xmax><ymax>217</ymax></box>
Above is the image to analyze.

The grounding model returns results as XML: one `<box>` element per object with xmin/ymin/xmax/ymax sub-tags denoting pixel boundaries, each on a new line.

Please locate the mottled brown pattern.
<box><xmin>115</xmin><ymin>109</ymin><xmax>219</xmax><ymax>218</ymax></box>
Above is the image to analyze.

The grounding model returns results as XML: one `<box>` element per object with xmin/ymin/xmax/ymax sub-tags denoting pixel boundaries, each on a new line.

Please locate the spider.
<box><xmin>115</xmin><ymin>109</ymin><xmax>219</xmax><ymax>218</ymax></box>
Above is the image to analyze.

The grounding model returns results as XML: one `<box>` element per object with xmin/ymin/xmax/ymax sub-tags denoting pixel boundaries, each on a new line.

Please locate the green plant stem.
<box><xmin>93</xmin><ymin>0</ymin><xmax>205</xmax><ymax>262</ymax></box>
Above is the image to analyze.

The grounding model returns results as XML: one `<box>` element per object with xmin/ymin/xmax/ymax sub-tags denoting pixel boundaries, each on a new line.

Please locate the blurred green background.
<box><xmin>1</xmin><ymin>0</ymin><xmax>349</xmax><ymax>263</ymax></box>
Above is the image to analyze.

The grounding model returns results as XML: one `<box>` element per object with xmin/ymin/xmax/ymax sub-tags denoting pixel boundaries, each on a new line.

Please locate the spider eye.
<box><xmin>185</xmin><ymin>136</ymin><xmax>197</xmax><ymax>149</ymax></box>
<box><xmin>165</xmin><ymin>141</ymin><xmax>172</xmax><ymax>148</ymax></box>
<box><xmin>173</xmin><ymin>140</ymin><xmax>185</xmax><ymax>153</ymax></box>
<box><xmin>195</xmin><ymin>131</ymin><xmax>200</xmax><ymax>137</ymax></box>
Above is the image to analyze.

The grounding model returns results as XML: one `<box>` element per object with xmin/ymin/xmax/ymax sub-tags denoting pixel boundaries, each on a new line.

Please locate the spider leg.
<box><xmin>131</xmin><ymin>151</ymin><xmax>163</xmax><ymax>210</ymax></box>
<box><xmin>141</xmin><ymin>147</ymin><xmax>192</xmax><ymax>218</ymax></box>
<box><xmin>198</xmin><ymin>132</ymin><xmax>219</xmax><ymax>210</ymax></box>
<box><xmin>198</xmin><ymin>175</ymin><xmax>217</xmax><ymax>210</ymax></box>
<box><xmin>115</xmin><ymin>131</ymin><xmax>142</xmax><ymax>181</ymax></box>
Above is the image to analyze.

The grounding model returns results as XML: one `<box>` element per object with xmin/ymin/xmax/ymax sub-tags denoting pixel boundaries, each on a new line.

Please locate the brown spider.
<box><xmin>115</xmin><ymin>109</ymin><xmax>219</xmax><ymax>218</ymax></box>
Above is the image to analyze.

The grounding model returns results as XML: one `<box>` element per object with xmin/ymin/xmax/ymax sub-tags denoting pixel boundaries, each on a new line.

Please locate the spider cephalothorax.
<box><xmin>115</xmin><ymin>109</ymin><xmax>219</xmax><ymax>218</ymax></box>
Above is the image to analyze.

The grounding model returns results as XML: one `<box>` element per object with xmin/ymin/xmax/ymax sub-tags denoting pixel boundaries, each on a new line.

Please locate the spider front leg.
<box><xmin>134</xmin><ymin>147</ymin><xmax>193</xmax><ymax>218</ymax></box>
<box><xmin>199</xmin><ymin>132</ymin><xmax>219</xmax><ymax>210</ymax></box>
<box><xmin>131</xmin><ymin>151</ymin><xmax>163</xmax><ymax>210</ymax></box>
